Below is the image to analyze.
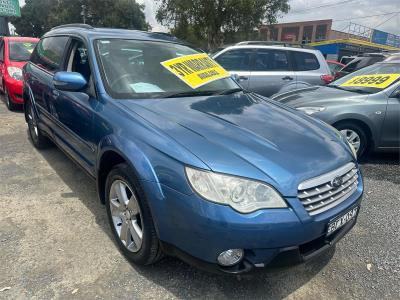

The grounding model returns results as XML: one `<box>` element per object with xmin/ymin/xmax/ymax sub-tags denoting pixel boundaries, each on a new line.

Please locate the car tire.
<box><xmin>26</xmin><ymin>99</ymin><xmax>52</xmax><ymax>149</ymax></box>
<box><xmin>5</xmin><ymin>88</ymin><xmax>18</xmax><ymax>111</ymax></box>
<box><xmin>335</xmin><ymin>122</ymin><xmax>368</xmax><ymax>158</ymax></box>
<box><xmin>105</xmin><ymin>163</ymin><xmax>163</xmax><ymax>265</ymax></box>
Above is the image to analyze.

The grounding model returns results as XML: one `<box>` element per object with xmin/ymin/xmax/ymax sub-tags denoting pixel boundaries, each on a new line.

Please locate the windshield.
<box><xmin>95</xmin><ymin>39</ymin><xmax>238</xmax><ymax>99</ymax></box>
<box><xmin>9</xmin><ymin>41</ymin><xmax>37</xmax><ymax>61</ymax></box>
<box><xmin>329</xmin><ymin>63</ymin><xmax>400</xmax><ymax>94</ymax></box>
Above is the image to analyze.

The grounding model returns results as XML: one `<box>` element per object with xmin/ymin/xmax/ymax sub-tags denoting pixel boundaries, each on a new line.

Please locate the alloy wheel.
<box><xmin>109</xmin><ymin>180</ymin><xmax>143</xmax><ymax>253</ymax></box>
<box><xmin>340</xmin><ymin>129</ymin><xmax>361</xmax><ymax>153</ymax></box>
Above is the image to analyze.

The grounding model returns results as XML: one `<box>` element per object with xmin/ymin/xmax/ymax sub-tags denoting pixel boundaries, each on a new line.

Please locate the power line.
<box><xmin>373</xmin><ymin>12</ymin><xmax>399</xmax><ymax>28</ymax></box>
<box><xmin>333</xmin><ymin>11</ymin><xmax>400</xmax><ymax>22</ymax></box>
<box><xmin>289</xmin><ymin>0</ymin><xmax>359</xmax><ymax>14</ymax></box>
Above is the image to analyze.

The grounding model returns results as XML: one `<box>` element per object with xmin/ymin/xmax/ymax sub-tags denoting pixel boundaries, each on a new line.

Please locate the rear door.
<box><xmin>248</xmin><ymin>48</ymin><xmax>294</xmax><ymax>97</ymax></box>
<box><xmin>0</xmin><ymin>39</ymin><xmax>5</xmax><ymax>92</ymax></box>
<box><xmin>27</xmin><ymin>36</ymin><xmax>70</xmax><ymax>131</ymax></box>
<box><xmin>292</xmin><ymin>51</ymin><xmax>324</xmax><ymax>87</ymax></box>
<box><xmin>214</xmin><ymin>48</ymin><xmax>253</xmax><ymax>89</ymax></box>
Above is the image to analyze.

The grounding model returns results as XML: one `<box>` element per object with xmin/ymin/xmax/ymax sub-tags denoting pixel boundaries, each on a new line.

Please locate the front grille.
<box><xmin>298</xmin><ymin>163</ymin><xmax>358</xmax><ymax>216</ymax></box>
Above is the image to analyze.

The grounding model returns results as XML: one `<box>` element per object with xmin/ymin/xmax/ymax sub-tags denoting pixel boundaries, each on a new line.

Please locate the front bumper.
<box><xmin>5</xmin><ymin>76</ymin><xmax>23</xmax><ymax>104</ymax></box>
<box><xmin>142</xmin><ymin>173</ymin><xmax>363</xmax><ymax>274</ymax></box>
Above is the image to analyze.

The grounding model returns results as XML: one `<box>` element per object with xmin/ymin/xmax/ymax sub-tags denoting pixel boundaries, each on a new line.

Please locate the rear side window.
<box><xmin>215</xmin><ymin>49</ymin><xmax>252</xmax><ymax>71</ymax></box>
<box><xmin>293</xmin><ymin>51</ymin><xmax>320</xmax><ymax>71</ymax></box>
<box><xmin>253</xmin><ymin>49</ymin><xmax>289</xmax><ymax>71</ymax></box>
<box><xmin>30</xmin><ymin>36</ymin><xmax>69</xmax><ymax>73</ymax></box>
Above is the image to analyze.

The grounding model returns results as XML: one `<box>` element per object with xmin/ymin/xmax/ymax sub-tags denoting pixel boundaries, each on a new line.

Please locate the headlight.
<box><xmin>7</xmin><ymin>67</ymin><xmax>23</xmax><ymax>80</ymax></box>
<box><xmin>185</xmin><ymin>167</ymin><xmax>287</xmax><ymax>213</ymax></box>
<box><xmin>297</xmin><ymin>106</ymin><xmax>326</xmax><ymax>115</ymax></box>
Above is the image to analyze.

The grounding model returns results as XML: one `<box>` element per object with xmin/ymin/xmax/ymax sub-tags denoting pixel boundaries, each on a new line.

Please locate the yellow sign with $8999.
<box><xmin>340</xmin><ymin>74</ymin><xmax>400</xmax><ymax>89</ymax></box>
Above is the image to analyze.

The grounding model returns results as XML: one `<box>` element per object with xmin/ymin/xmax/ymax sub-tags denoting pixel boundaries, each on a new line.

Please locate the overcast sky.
<box><xmin>137</xmin><ymin>0</ymin><xmax>400</xmax><ymax>35</ymax></box>
<box><xmin>18</xmin><ymin>0</ymin><xmax>400</xmax><ymax>35</ymax></box>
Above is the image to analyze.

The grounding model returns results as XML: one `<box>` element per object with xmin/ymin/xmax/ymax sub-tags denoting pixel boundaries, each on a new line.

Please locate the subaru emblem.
<box><xmin>331</xmin><ymin>176</ymin><xmax>343</xmax><ymax>188</ymax></box>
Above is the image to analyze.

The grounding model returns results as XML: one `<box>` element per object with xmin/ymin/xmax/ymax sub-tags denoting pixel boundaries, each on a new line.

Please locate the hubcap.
<box><xmin>109</xmin><ymin>180</ymin><xmax>143</xmax><ymax>253</ymax></box>
<box><xmin>340</xmin><ymin>129</ymin><xmax>361</xmax><ymax>153</ymax></box>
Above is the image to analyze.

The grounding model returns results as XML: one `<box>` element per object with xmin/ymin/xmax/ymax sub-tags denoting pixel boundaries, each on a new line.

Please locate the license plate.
<box><xmin>327</xmin><ymin>206</ymin><xmax>359</xmax><ymax>236</ymax></box>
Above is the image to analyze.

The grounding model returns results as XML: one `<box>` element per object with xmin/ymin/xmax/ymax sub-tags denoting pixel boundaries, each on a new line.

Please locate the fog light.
<box><xmin>217</xmin><ymin>249</ymin><xmax>244</xmax><ymax>266</ymax></box>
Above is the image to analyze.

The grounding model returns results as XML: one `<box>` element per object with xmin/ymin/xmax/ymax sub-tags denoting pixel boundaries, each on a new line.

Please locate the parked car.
<box><xmin>24</xmin><ymin>25</ymin><xmax>363</xmax><ymax>274</ymax></box>
<box><xmin>212</xmin><ymin>42</ymin><xmax>333</xmax><ymax>97</ymax></box>
<box><xmin>335</xmin><ymin>53</ymin><xmax>388</xmax><ymax>79</ymax></box>
<box><xmin>0</xmin><ymin>36</ymin><xmax>39</xmax><ymax>110</ymax></box>
<box><xmin>327</xmin><ymin>60</ymin><xmax>345</xmax><ymax>74</ymax></box>
<box><xmin>272</xmin><ymin>60</ymin><xmax>400</xmax><ymax>157</ymax></box>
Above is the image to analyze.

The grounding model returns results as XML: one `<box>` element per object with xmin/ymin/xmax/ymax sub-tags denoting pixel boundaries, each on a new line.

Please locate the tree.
<box><xmin>12</xmin><ymin>0</ymin><xmax>149</xmax><ymax>37</ymax></box>
<box><xmin>156</xmin><ymin>0</ymin><xmax>290</xmax><ymax>50</ymax></box>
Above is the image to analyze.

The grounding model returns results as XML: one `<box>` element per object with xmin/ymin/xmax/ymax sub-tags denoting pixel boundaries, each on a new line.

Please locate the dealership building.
<box><xmin>259</xmin><ymin>19</ymin><xmax>400</xmax><ymax>61</ymax></box>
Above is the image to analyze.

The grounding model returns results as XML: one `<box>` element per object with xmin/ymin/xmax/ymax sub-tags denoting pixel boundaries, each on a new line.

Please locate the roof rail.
<box><xmin>51</xmin><ymin>23</ymin><xmax>94</xmax><ymax>31</ymax></box>
<box><xmin>236</xmin><ymin>41</ymin><xmax>314</xmax><ymax>49</ymax></box>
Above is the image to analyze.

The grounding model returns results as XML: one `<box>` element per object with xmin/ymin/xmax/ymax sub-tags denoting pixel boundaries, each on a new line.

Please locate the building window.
<box><xmin>302</xmin><ymin>26</ymin><xmax>313</xmax><ymax>44</ymax></box>
<box><xmin>315</xmin><ymin>25</ymin><xmax>328</xmax><ymax>42</ymax></box>
<box><xmin>281</xmin><ymin>27</ymin><xmax>300</xmax><ymax>42</ymax></box>
<box><xmin>269</xmin><ymin>27</ymin><xmax>279</xmax><ymax>41</ymax></box>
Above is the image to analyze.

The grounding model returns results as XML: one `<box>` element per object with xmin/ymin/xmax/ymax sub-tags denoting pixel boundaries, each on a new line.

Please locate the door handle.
<box><xmin>238</xmin><ymin>76</ymin><xmax>249</xmax><ymax>81</ymax></box>
<box><xmin>282</xmin><ymin>76</ymin><xmax>294</xmax><ymax>81</ymax></box>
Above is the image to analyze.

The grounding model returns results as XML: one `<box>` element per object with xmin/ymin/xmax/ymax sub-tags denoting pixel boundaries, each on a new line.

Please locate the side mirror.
<box><xmin>53</xmin><ymin>71</ymin><xmax>87</xmax><ymax>92</ymax></box>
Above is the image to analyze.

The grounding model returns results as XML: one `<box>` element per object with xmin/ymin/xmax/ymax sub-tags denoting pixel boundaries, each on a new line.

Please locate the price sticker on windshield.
<box><xmin>340</xmin><ymin>74</ymin><xmax>400</xmax><ymax>89</ymax></box>
<box><xmin>161</xmin><ymin>53</ymin><xmax>230</xmax><ymax>89</ymax></box>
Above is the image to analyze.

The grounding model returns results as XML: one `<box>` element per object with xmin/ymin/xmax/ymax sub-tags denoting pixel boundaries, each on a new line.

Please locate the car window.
<box><xmin>0</xmin><ymin>40</ymin><xmax>4</xmax><ymax>62</ymax></box>
<box><xmin>30</xmin><ymin>36</ymin><xmax>69</xmax><ymax>73</ymax></box>
<box><xmin>328</xmin><ymin>63</ymin><xmax>342</xmax><ymax>73</ymax></box>
<box><xmin>214</xmin><ymin>49</ymin><xmax>252</xmax><ymax>71</ymax></box>
<box><xmin>96</xmin><ymin>39</ymin><xmax>238</xmax><ymax>99</ymax></box>
<box><xmin>67</xmin><ymin>40</ymin><xmax>91</xmax><ymax>82</ymax></box>
<box><xmin>342</xmin><ymin>57</ymin><xmax>383</xmax><ymax>73</ymax></box>
<box><xmin>293</xmin><ymin>51</ymin><xmax>320</xmax><ymax>71</ymax></box>
<box><xmin>9</xmin><ymin>41</ymin><xmax>37</xmax><ymax>62</ymax></box>
<box><xmin>252</xmin><ymin>49</ymin><xmax>289</xmax><ymax>71</ymax></box>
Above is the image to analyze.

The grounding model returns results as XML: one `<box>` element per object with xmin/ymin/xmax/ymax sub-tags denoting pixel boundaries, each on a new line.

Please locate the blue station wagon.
<box><xmin>23</xmin><ymin>24</ymin><xmax>363</xmax><ymax>273</ymax></box>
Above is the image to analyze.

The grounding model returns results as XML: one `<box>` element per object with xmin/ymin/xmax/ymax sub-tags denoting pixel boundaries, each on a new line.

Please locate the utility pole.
<box><xmin>81</xmin><ymin>4</ymin><xmax>86</xmax><ymax>24</ymax></box>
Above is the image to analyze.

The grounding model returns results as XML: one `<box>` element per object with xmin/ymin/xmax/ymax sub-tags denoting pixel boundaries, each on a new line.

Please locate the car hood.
<box><xmin>272</xmin><ymin>86</ymin><xmax>368</xmax><ymax>108</ymax></box>
<box><xmin>120</xmin><ymin>92</ymin><xmax>353</xmax><ymax>196</ymax></box>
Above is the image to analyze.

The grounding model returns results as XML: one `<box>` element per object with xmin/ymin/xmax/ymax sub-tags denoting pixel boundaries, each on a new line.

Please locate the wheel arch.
<box><xmin>96</xmin><ymin>137</ymin><xmax>160</xmax><ymax>204</ymax></box>
<box><xmin>332</xmin><ymin>117</ymin><xmax>375</xmax><ymax>149</ymax></box>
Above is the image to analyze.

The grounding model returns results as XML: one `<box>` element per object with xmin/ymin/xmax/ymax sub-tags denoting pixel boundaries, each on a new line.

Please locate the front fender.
<box><xmin>97</xmin><ymin>134</ymin><xmax>197</xmax><ymax>196</ymax></box>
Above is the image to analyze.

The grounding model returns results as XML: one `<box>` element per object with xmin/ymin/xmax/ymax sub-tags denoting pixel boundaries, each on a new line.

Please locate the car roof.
<box><xmin>219</xmin><ymin>44</ymin><xmax>320</xmax><ymax>54</ymax></box>
<box><xmin>3</xmin><ymin>36</ymin><xmax>39</xmax><ymax>42</ymax></box>
<box><xmin>45</xmin><ymin>25</ymin><xmax>184</xmax><ymax>44</ymax></box>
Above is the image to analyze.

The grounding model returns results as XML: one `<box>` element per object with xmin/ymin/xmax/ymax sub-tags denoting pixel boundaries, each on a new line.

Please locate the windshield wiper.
<box><xmin>215</xmin><ymin>88</ymin><xmax>243</xmax><ymax>95</ymax></box>
<box><xmin>162</xmin><ymin>88</ymin><xmax>243</xmax><ymax>98</ymax></box>
<box><xmin>162</xmin><ymin>90</ymin><xmax>217</xmax><ymax>98</ymax></box>
<box><xmin>328</xmin><ymin>85</ymin><xmax>372</xmax><ymax>94</ymax></box>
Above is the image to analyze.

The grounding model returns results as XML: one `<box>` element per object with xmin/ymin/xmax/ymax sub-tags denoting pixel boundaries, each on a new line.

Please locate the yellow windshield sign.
<box><xmin>161</xmin><ymin>53</ymin><xmax>230</xmax><ymax>89</ymax></box>
<box><xmin>340</xmin><ymin>74</ymin><xmax>400</xmax><ymax>89</ymax></box>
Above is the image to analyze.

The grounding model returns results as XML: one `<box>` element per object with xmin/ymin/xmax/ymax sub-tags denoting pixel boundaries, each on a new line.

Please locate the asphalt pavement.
<box><xmin>0</xmin><ymin>98</ymin><xmax>399</xmax><ymax>299</ymax></box>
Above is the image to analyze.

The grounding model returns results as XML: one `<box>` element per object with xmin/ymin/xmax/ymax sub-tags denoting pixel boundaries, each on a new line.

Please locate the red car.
<box><xmin>0</xmin><ymin>36</ymin><xmax>39</xmax><ymax>110</ymax></box>
<box><xmin>326</xmin><ymin>60</ymin><xmax>345</xmax><ymax>75</ymax></box>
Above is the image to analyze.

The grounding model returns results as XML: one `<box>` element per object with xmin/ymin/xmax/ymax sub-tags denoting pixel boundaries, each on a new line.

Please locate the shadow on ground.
<box><xmin>36</xmin><ymin>143</ymin><xmax>398</xmax><ymax>298</ymax></box>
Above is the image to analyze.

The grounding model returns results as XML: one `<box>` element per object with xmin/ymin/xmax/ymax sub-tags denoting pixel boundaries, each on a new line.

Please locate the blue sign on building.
<box><xmin>372</xmin><ymin>29</ymin><xmax>400</xmax><ymax>48</ymax></box>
